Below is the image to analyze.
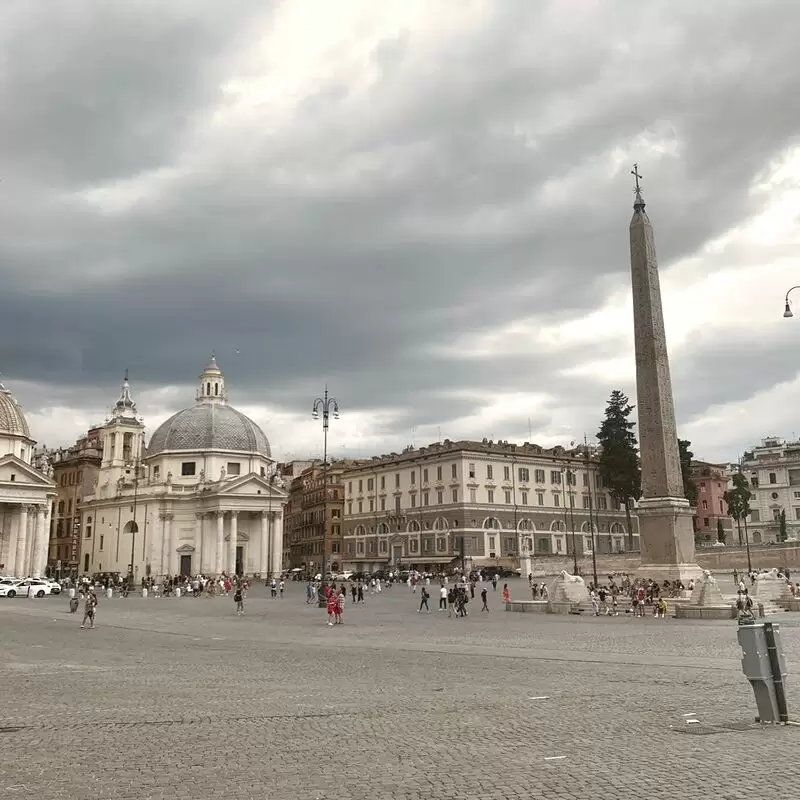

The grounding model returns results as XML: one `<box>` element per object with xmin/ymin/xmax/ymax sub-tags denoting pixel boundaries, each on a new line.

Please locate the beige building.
<box><xmin>742</xmin><ymin>437</ymin><xmax>800</xmax><ymax>544</ymax></box>
<box><xmin>341</xmin><ymin>438</ymin><xmax>638</xmax><ymax>573</ymax></box>
<box><xmin>43</xmin><ymin>428</ymin><xmax>103</xmax><ymax>578</ymax></box>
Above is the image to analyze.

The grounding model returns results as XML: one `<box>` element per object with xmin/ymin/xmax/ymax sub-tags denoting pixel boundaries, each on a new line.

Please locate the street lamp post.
<box><xmin>581</xmin><ymin>436</ymin><xmax>599</xmax><ymax>589</ymax></box>
<box><xmin>312</xmin><ymin>387</ymin><xmax>339</xmax><ymax>607</ymax></box>
<box><xmin>560</xmin><ymin>466</ymin><xmax>578</xmax><ymax>575</ymax></box>
<box><xmin>126</xmin><ymin>455</ymin><xmax>141</xmax><ymax>590</ymax></box>
<box><xmin>783</xmin><ymin>286</ymin><xmax>800</xmax><ymax>318</ymax></box>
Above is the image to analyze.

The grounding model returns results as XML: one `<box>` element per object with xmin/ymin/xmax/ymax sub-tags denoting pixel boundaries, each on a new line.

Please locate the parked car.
<box><xmin>0</xmin><ymin>579</ymin><xmax>23</xmax><ymax>598</ymax></box>
<box><xmin>12</xmin><ymin>579</ymin><xmax>54</xmax><ymax>598</ymax></box>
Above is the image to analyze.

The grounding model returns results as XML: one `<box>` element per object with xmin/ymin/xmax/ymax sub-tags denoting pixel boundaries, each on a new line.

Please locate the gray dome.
<box><xmin>0</xmin><ymin>384</ymin><xmax>30</xmax><ymax>439</ymax></box>
<box><xmin>148</xmin><ymin>404</ymin><xmax>271</xmax><ymax>457</ymax></box>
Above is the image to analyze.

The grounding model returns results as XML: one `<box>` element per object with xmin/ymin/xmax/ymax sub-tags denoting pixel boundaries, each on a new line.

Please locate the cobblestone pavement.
<box><xmin>1</xmin><ymin>582</ymin><xmax>798</xmax><ymax>799</ymax></box>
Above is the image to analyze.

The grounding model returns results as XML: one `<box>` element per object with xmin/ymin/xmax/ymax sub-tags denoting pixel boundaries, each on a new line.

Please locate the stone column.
<box><xmin>15</xmin><ymin>505</ymin><xmax>30</xmax><ymax>576</ymax></box>
<box><xmin>168</xmin><ymin>513</ymin><xmax>178</xmax><ymax>576</ymax></box>
<box><xmin>194</xmin><ymin>513</ymin><xmax>203</xmax><ymax>574</ymax></box>
<box><xmin>5</xmin><ymin>505</ymin><xmax>20</xmax><ymax>576</ymax></box>
<box><xmin>215</xmin><ymin>512</ymin><xmax>224</xmax><ymax>575</ymax></box>
<box><xmin>259</xmin><ymin>511</ymin><xmax>269</xmax><ymax>577</ymax></box>
<box><xmin>151</xmin><ymin>514</ymin><xmax>163</xmax><ymax>575</ymax></box>
<box><xmin>228</xmin><ymin>511</ymin><xmax>238</xmax><ymax>576</ymax></box>
<box><xmin>270</xmin><ymin>511</ymin><xmax>281</xmax><ymax>576</ymax></box>
<box><xmin>160</xmin><ymin>513</ymin><xmax>173</xmax><ymax>576</ymax></box>
<box><xmin>31</xmin><ymin>506</ymin><xmax>47</xmax><ymax>578</ymax></box>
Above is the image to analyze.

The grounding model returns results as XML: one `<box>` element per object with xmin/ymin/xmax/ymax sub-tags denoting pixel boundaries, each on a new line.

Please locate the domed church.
<box><xmin>0</xmin><ymin>381</ymin><xmax>56</xmax><ymax>577</ymax></box>
<box><xmin>80</xmin><ymin>357</ymin><xmax>286</xmax><ymax>580</ymax></box>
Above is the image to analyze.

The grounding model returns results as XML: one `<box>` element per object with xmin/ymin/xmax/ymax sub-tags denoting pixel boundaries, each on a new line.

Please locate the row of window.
<box><xmin>347</xmin><ymin>465</ymin><xmax>604</xmax><ymax>495</ymax></box>
<box><xmin>346</xmin><ymin>488</ymin><xmax>609</xmax><ymax>515</ymax></box>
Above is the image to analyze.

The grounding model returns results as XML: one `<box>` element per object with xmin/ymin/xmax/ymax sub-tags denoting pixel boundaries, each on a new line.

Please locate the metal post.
<box><xmin>763</xmin><ymin>622</ymin><xmax>789</xmax><ymax>723</ymax></box>
<box><xmin>129</xmin><ymin>459</ymin><xmax>139</xmax><ymax>588</ymax></box>
<box><xmin>584</xmin><ymin>436</ymin><xmax>598</xmax><ymax>588</ymax></box>
<box><xmin>312</xmin><ymin>387</ymin><xmax>339</xmax><ymax>607</ymax></box>
<box><xmin>744</xmin><ymin>515</ymin><xmax>752</xmax><ymax>574</ymax></box>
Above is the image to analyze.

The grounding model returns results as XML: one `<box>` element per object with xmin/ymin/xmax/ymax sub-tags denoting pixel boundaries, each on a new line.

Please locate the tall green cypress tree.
<box><xmin>596</xmin><ymin>390</ymin><xmax>641</xmax><ymax>551</ymax></box>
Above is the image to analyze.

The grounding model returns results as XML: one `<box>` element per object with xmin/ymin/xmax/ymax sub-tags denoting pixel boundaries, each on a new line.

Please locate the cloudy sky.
<box><xmin>2</xmin><ymin>0</ymin><xmax>800</xmax><ymax>464</ymax></box>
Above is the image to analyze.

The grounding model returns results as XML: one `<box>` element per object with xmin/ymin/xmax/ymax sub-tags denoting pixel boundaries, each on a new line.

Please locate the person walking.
<box><xmin>80</xmin><ymin>589</ymin><xmax>98</xmax><ymax>629</ymax></box>
<box><xmin>502</xmin><ymin>583</ymin><xmax>510</xmax><ymax>604</ymax></box>
<box><xmin>418</xmin><ymin>586</ymin><xmax>430</xmax><ymax>613</ymax></box>
<box><xmin>234</xmin><ymin>584</ymin><xmax>245</xmax><ymax>616</ymax></box>
<box><xmin>351</xmin><ymin>582</ymin><xmax>357</xmax><ymax>604</ymax></box>
<box><xmin>481</xmin><ymin>586</ymin><xmax>489</xmax><ymax>612</ymax></box>
<box><xmin>439</xmin><ymin>584</ymin><xmax>447</xmax><ymax>611</ymax></box>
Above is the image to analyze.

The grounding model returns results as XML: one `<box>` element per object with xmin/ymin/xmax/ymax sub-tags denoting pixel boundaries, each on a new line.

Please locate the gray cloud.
<box><xmin>2</xmin><ymin>0</ymin><xmax>799</xmax><ymax>458</ymax></box>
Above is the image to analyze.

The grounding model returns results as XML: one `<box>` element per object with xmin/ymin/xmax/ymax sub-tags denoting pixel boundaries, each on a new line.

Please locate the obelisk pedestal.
<box><xmin>628</xmin><ymin>167</ymin><xmax>701</xmax><ymax>584</ymax></box>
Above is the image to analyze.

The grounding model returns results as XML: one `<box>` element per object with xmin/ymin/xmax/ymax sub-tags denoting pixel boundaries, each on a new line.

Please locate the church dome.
<box><xmin>147</xmin><ymin>404</ymin><xmax>271</xmax><ymax>457</ymax></box>
<box><xmin>146</xmin><ymin>356</ymin><xmax>270</xmax><ymax>458</ymax></box>
<box><xmin>0</xmin><ymin>383</ymin><xmax>31</xmax><ymax>439</ymax></box>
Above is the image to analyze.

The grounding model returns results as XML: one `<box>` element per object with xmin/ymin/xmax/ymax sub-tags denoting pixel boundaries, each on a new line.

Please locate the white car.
<box><xmin>40</xmin><ymin>579</ymin><xmax>61</xmax><ymax>595</ymax></box>
<box><xmin>7</xmin><ymin>579</ymin><xmax>53</xmax><ymax>598</ymax></box>
<box><xmin>0</xmin><ymin>579</ymin><xmax>23</xmax><ymax>598</ymax></box>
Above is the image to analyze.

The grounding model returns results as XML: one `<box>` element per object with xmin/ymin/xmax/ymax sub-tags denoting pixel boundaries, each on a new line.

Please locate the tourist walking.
<box><xmin>481</xmin><ymin>586</ymin><xmax>489</xmax><ymax>612</ymax></box>
<box><xmin>306</xmin><ymin>580</ymin><xmax>315</xmax><ymax>604</ymax></box>
<box><xmin>439</xmin><ymin>585</ymin><xmax>447</xmax><ymax>611</ymax></box>
<box><xmin>418</xmin><ymin>586</ymin><xmax>430</xmax><ymax>613</ymax></box>
<box><xmin>502</xmin><ymin>583</ymin><xmax>510</xmax><ymax>604</ymax></box>
<box><xmin>80</xmin><ymin>589</ymin><xmax>98</xmax><ymax>629</ymax></box>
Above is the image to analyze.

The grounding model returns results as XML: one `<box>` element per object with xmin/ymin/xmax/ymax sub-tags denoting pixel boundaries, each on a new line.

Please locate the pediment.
<box><xmin>0</xmin><ymin>453</ymin><xmax>56</xmax><ymax>489</ymax></box>
<box><xmin>216</xmin><ymin>473</ymin><xmax>288</xmax><ymax>499</ymax></box>
<box><xmin>176</xmin><ymin>544</ymin><xmax>196</xmax><ymax>553</ymax></box>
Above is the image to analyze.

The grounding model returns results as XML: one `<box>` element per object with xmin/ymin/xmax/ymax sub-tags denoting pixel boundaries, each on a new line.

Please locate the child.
<box><xmin>502</xmin><ymin>584</ymin><xmax>510</xmax><ymax>604</ymax></box>
<box><xmin>335</xmin><ymin>589</ymin><xmax>345</xmax><ymax>625</ymax></box>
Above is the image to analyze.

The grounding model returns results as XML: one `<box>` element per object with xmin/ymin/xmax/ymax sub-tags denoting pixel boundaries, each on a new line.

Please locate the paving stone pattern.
<box><xmin>1</xmin><ymin>582</ymin><xmax>799</xmax><ymax>798</ymax></box>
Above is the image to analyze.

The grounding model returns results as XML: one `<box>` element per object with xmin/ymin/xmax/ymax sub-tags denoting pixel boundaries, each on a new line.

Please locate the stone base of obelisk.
<box><xmin>635</xmin><ymin>497</ymin><xmax>703</xmax><ymax>584</ymax></box>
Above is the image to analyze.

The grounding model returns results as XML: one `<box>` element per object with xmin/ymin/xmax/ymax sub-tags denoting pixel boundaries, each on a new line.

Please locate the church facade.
<box><xmin>0</xmin><ymin>381</ymin><xmax>57</xmax><ymax>577</ymax></box>
<box><xmin>80</xmin><ymin>357</ymin><xmax>286</xmax><ymax>580</ymax></box>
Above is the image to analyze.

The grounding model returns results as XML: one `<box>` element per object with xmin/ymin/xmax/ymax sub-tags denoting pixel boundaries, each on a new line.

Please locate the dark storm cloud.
<box><xmin>2</xmin><ymin>0</ymin><xmax>799</xmax><ymax>450</ymax></box>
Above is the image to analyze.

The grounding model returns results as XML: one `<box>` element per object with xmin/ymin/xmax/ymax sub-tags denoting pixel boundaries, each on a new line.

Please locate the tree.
<box><xmin>716</xmin><ymin>518</ymin><xmax>725</xmax><ymax>544</ymax></box>
<box><xmin>596</xmin><ymin>390</ymin><xmax>641</xmax><ymax>551</ymax></box>
<box><xmin>779</xmin><ymin>509</ymin><xmax>788</xmax><ymax>542</ymax></box>
<box><xmin>677</xmin><ymin>439</ymin><xmax>698</xmax><ymax>507</ymax></box>
<box><xmin>723</xmin><ymin>472</ymin><xmax>752</xmax><ymax>546</ymax></box>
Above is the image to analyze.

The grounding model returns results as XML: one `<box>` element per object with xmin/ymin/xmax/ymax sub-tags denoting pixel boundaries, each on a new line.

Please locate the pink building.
<box><xmin>691</xmin><ymin>461</ymin><xmax>732</xmax><ymax>542</ymax></box>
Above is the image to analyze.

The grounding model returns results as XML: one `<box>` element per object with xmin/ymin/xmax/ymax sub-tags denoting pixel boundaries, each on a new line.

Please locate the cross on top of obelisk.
<box><xmin>631</xmin><ymin>163</ymin><xmax>645</xmax><ymax>211</ymax></box>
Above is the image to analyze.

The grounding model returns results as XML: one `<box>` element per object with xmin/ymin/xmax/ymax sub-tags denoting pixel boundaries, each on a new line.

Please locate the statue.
<box><xmin>42</xmin><ymin>458</ymin><xmax>54</xmax><ymax>478</ymax></box>
<box><xmin>166</xmin><ymin>471</ymin><xmax>173</xmax><ymax>486</ymax></box>
<box><xmin>220</xmin><ymin>466</ymin><xmax>226</xmax><ymax>480</ymax></box>
<box><xmin>700</xmin><ymin>569</ymin><xmax>717</xmax><ymax>585</ymax></box>
<box><xmin>199</xmin><ymin>469</ymin><xmax>205</xmax><ymax>483</ymax></box>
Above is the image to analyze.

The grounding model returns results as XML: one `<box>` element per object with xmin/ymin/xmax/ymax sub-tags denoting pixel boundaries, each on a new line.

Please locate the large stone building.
<box><xmin>742</xmin><ymin>437</ymin><xmax>800</xmax><ymax>544</ymax></box>
<box><xmin>284</xmin><ymin>460</ymin><xmax>358</xmax><ymax>574</ymax></box>
<box><xmin>691</xmin><ymin>461</ymin><xmax>732</xmax><ymax>543</ymax></box>
<box><xmin>340</xmin><ymin>439</ymin><xmax>638</xmax><ymax>573</ymax></box>
<box><xmin>46</xmin><ymin>427</ymin><xmax>103</xmax><ymax>577</ymax></box>
<box><xmin>0</xmin><ymin>381</ymin><xmax>56</xmax><ymax>577</ymax></box>
<box><xmin>80</xmin><ymin>358</ymin><xmax>286</xmax><ymax>580</ymax></box>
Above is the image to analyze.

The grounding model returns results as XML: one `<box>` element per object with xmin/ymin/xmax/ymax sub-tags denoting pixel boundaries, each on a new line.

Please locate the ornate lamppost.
<box><xmin>783</xmin><ymin>286</ymin><xmax>800</xmax><ymax>318</ymax></box>
<box><xmin>312</xmin><ymin>387</ymin><xmax>339</xmax><ymax>606</ymax></box>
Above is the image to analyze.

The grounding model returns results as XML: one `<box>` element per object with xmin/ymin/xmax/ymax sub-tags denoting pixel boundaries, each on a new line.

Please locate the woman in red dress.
<box><xmin>327</xmin><ymin>591</ymin><xmax>338</xmax><ymax>626</ymax></box>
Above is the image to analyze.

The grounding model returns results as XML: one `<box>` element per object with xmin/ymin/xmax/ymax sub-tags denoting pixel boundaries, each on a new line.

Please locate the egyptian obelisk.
<box><xmin>629</xmin><ymin>166</ymin><xmax>701</xmax><ymax>582</ymax></box>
